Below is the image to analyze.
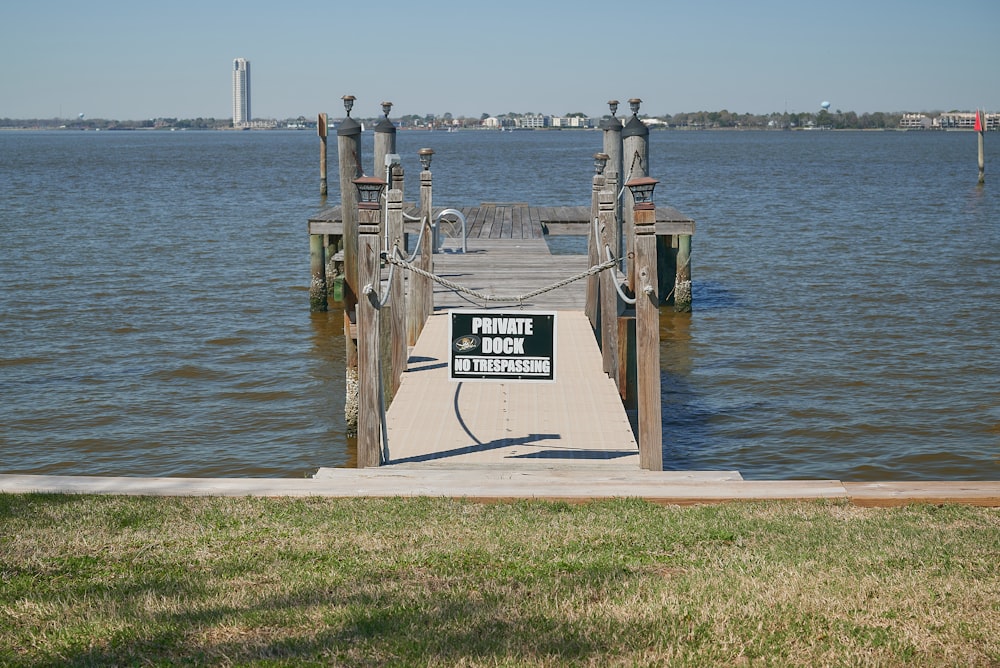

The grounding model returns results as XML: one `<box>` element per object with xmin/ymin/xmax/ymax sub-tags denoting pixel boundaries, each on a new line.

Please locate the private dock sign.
<box><xmin>449</xmin><ymin>310</ymin><xmax>556</xmax><ymax>382</ymax></box>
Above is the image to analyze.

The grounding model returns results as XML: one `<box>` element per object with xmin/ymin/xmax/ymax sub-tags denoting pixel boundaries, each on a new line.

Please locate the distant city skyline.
<box><xmin>2</xmin><ymin>1</ymin><xmax>998</xmax><ymax>120</ymax></box>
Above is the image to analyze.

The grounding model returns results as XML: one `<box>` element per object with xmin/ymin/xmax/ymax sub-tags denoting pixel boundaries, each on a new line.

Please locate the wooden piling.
<box><xmin>598</xmin><ymin>192</ymin><xmax>619</xmax><ymax>382</ymax></box>
<box><xmin>309</xmin><ymin>233</ymin><xmax>327</xmax><ymax>311</ymax></box>
<box><xmin>318</xmin><ymin>113</ymin><xmax>328</xmax><ymax>196</ymax></box>
<box><xmin>602</xmin><ymin>100</ymin><xmax>624</xmax><ymax>244</ymax></box>
<box><xmin>355</xmin><ymin>178</ymin><xmax>384</xmax><ymax>468</ymax></box>
<box><xmin>977</xmin><ymin>109</ymin><xmax>985</xmax><ymax>185</ymax></box>
<box><xmin>622</xmin><ymin>99</ymin><xmax>649</xmax><ymax>292</ymax></box>
<box><xmin>586</xmin><ymin>158</ymin><xmax>606</xmax><ymax>332</ymax></box>
<box><xmin>632</xmin><ymin>194</ymin><xmax>663</xmax><ymax>471</ymax></box>
<box><xmin>386</xmin><ymin>187</ymin><xmax>407</xmax><ymax>399</ymax></box>
<box><xmin>674</xmin><ymin>233</ymin><xmax>692</xmax><ymax>312</ymax></box>
<box><xmin>374</xmin><ymin>102</ymin><xmax>397</xmax><ymax>184</ymax></box>
<box><xmin>337</xmin><ymin>99</ymin><xmax>363</xmax><ymax>435</ymax></box>
<box><xmin>407</xmin><ymin>151</ymin><xmax>434</xmax><ymax>346</ymax></box>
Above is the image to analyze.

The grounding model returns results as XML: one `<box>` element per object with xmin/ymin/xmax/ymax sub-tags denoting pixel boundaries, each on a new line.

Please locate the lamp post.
<box><xmin>625</xmin><ymin>176</ymin><xmax>663</xmax><ymax>471</ymax></box>
<box><xmin>353</xmin><ymin>175</ymin><xmax>386</xmax><ymax>467</ymax></box>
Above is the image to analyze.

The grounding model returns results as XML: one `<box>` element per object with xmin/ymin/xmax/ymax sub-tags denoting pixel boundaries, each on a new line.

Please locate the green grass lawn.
<box><xmin>2</xmin><ymin>494</ymin><xmax>997</xmax><ymax>667</ymax></box>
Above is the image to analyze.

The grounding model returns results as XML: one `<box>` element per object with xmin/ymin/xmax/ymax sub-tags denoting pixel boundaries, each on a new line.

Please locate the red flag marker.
<box><xmin>974</xmin><ymin>109</ymin><xmax>983</xmax><ymax>132</ymax></box>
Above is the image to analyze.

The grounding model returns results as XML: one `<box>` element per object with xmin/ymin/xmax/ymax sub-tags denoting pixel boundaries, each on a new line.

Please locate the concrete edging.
<box><xmin>1</xmin><ymin>472</ymin><xmax>998</xmax><ymax>506</ymax></box>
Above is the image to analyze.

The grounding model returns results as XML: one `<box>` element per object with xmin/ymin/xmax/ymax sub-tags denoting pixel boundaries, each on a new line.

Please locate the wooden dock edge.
<box><xmin>1</xmin><ymin>474</ymin><xmax>998</xmax><ymax>506</ymax></box>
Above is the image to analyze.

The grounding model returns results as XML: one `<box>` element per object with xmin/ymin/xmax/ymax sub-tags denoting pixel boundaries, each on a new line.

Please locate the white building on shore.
<box><xmin>232</xmin><ymin>58</ymin><xmax>251</xmax><ymax>128</ymax></box>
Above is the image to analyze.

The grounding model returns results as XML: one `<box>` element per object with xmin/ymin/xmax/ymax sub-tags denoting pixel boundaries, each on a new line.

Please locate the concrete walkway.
<box><xmin>1</xmin><ymin>470</ymin><xmax>998</xmax><ymax>506</ymax></box>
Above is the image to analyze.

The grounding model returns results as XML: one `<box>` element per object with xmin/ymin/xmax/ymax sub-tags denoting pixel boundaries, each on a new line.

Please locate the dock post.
<box><xmin>386</xmin><ymin>187</ymin><xmax>406</xmax><ymax>400</ymax></box>
<box><xmin>622</xmin><ymin>98</ymin><xmax>649</xmax><ymax>292</ymax></box>
<box><xmin>408</xmin><ymin>149</ymin><xmax>434</xmax><ymax>346</ymax></box>
<box><xmin>337</xmin><ymin>95</ymin><xmax>363</xmax><ymax>435</ymax></box>
<box><xmin>309</xmin><ymin>233</ymin><xmax>327</xmax><ymax>311</ymax></box>
<box><xmin>674</xmin><ymin>233</ymin><xmax>692</xmax><ymax>312</ymax></box>
<box><xmin>374</xmin><ymin>101</ymin><xmax>397</xmax><ymax>185</ymax></box>
<box><xmin>598</xmin><ymin>192</ymin><xmax>619</xmax><ymax>381</ymax></box>
<box><xmin>602</xmin><ymin>100</ymin><xmax>624</xmax><ymax>251</ymax></box>
<box><xmin>627</xmin><ymin>176</ymin><xmax>663</xmax><ymax>471</ymax></box>
<box><xmin>353</xmin><ymin>176</ymin><xmax>386</xmax><ymax>467</ymax></box>
<box><xmin>977</xmin><ymin>109</ymin><xmax>985</xmax><ymax>185</ymax></box>
<box><xmin>318</xmin><ymin>113</ymin><xmax>328</xmax><ymax>196</ymax></box>
<box><xmin>586</xmin><ymin>153</ymin><xmax>608</xmax><ymax>333</ymax></box>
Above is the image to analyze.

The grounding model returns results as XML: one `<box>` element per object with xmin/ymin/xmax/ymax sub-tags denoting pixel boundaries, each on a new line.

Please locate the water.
<box><xmin>1</xmin><ymin>129</ymin><xmax>997</xmax><ymax>480</ymax></box>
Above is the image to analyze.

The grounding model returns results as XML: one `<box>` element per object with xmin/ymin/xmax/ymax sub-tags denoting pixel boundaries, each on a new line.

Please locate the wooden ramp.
<box><xmin>381</xmin><ymin>233</ymin><xmax>638</xmax><ymax>468</ymax></box>
<box><xmin>385</xmin><ymin>310</ymin><xmax>637</xmax><ymax>468</ymax></box>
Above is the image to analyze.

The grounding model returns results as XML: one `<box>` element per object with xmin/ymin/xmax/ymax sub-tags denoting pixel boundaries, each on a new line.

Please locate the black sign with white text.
<box><xmin>449</xmin><ymin>310</ymin><xmax>556</xmax><ymax>382</ymax></box>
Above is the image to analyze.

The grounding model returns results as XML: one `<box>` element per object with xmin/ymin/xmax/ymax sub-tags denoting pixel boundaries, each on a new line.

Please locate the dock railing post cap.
<box><xmin>626</xmin><ymin>176</ymin><xmax>658</xmax><ymax>210</ymax></box>
<box><xmin>338</xmin><ymin>95</ymin><xmax>361</xmax><ymax>136</ymax></box>
<box><xmin>375</xmin><ymin>101</ymin><xmax>396</xmax><ymax>134</ymax></box>
<box><xmin>418</xmin><ymin>148</ymin><xmax>434</xmax><ymax>171</ymax></box>
<box><xmin>353</xmin><ymin>176</ymin><xmax>386</xmax><ymax>209</ymax></box>
<box><xmin>593</xmin><ymin>153</ymin><xmax>609</xmax><ymax>175</ymax></box>
<box><xmin>622</xmin><ymin>98</ymin><xmax>649</xmax><ymax>138</ymax></box>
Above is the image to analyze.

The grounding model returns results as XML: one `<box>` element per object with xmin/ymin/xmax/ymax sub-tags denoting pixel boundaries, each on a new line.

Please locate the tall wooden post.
<box><xmin>374</xmin><ymin>101</ymin><xmax>397</xmax><ymax>186</ymax></box>
<box><xmin>408</xmin><ymin>149</ymin><xmax>434</xmax><ymax>345</ymax></box>
<box><xmin>598</xmin><ymin>192</ymin><xmax>619</xmax><ymax>381</ymax></box>
<box><xmin>310</xmin><ymin>115</ymin><xmax>331</xmax><ymax>311</ymax></box>
<box><xmin>586</xmin><ymin>154</ymin><xmax>607</xmax><ymax>333</ymax></box>
<box><xmin>622</xmin><ymin>99</ymin><xmax>649</xmax><ymax>291</ymax></box>
<box><xmin>674</xmin><ymin>234</ymin><xmax>692</xmax><ymax>312</ymax></box>
<box><xmin>386</xmin><ymin>187</ymin><xmax>407</xmax><ymax>399</ymax></box>
<box><xmin>318</xmin><ymin>113</ymin><xmax>328</xmax><ymax>196</ymax></box>
<box><xmin>977</xmin><ymin>109</ymin><xmax>985</xmax><ymax>185</ymax></box>
<box><xmin>337</xmin><ymin>96</ymin><xmax>363</xmax><ymax>435</ymax></box>
<box><xmin>354</xmin><ymin>177</ymin><xmax>385</xmax><ymax>468</ymax></box>
<box><xmin>603</xmin><ymin>100</ymin><xmax>624</xmax><ymax>250</ymax></box>
<box><xmin>630</xmin><ymin>178</ymin><xmax>663</xmax><ymax>471</ymax></box>
<box><xmin>309</xmin><ymin>233</ymin><xmax>327</xmax><ymax>311</ymax></box>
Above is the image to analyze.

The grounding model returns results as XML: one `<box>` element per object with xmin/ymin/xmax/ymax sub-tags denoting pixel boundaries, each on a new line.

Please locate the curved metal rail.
<box><xmin>433</xmin><ymin>208</ymin><xmax>467</xmax><ymax>254</ymax></box>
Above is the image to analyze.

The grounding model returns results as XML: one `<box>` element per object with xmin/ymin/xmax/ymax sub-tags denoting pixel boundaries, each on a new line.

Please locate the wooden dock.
<box><xmin>308</xmin><ymin>203</ymin><xmax>696</xmax><ymax>241</ymax></box>
<box><xmin>312</xmin><ymin>201</ymin><xmax>675</xmax><ymax>469</ymax></box>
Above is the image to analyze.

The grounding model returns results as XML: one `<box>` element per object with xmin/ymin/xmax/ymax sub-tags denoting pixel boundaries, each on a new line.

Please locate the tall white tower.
<box><xmin>232</xmin><ymin>58</ymin><xmax>251</xmax><ymax>127</ymax></box>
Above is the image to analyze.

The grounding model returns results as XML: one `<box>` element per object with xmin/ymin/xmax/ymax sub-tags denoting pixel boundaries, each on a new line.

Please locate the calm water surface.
<box><xmin>1</xmin><ymin>129</ymin><xmax>997</xmax><ymax>479</ymax></box>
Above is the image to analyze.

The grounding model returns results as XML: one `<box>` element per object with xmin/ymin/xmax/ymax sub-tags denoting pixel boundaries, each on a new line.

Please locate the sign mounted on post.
<box><xmin>449</xmin><ymin>310</ymin><xmax>556</xmax><ymax>382</ymax></box>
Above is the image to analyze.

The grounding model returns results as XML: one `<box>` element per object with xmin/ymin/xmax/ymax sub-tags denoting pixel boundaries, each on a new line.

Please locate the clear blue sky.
<box><xmin>3</xmin><ymin>0</ymin><xmax>998</xmax><ymax>120</ymax></box>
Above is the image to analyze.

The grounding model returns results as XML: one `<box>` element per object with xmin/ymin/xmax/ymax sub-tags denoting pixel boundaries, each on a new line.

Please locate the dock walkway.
<box><xmin>384</xmin><ymin>221</ymin><xmax>637</xmax><ymax>465</ymax></box>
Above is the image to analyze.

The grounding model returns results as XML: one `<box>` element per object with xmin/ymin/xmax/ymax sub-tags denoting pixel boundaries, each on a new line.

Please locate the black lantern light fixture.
<box><xmin>342</xmin><ymin>95</ymin><xmax>355</xmax><ymax>116</ymax></box>
<box><xmin>626</xmin><ymin>176</ymin><xmax>658</xmax><ymax>208</ymax></box>
<box><xmin>418</xmin><ymin>148</ymin><xmax>434</xmax><ymax>171</ymax></box>
<box><xmin>381</xmin><ymin>101</ymin><xmax>392</xmax><ymax>118</ymax></box>
<box><xmin>629</xmin><ymin>98</ymin><xmax>642</xmax><ymax>117</ymax></box>
<box><xmin>608</xmin><ymin>100</ymin><xmax>619</xmax><ymax>117</ymax></box>
<box><xmin>354</xmin><ymin>176</ymin><xmax>386</xmax><ymax>209</ymax></box>
<box><xmin>593</xmin><ymin>152</ymin><xmax>609</xmax><ymax>175</ymax></box>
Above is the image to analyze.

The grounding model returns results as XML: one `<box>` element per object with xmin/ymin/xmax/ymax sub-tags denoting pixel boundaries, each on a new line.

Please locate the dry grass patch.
<box><xmin>1</xmin><ymin>495</ymin><xmax>997</xmax><ymax>666</ymax></box>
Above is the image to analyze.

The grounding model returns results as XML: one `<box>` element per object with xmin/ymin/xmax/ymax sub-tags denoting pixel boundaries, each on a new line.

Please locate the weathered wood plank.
<box><xmin>499</xmin><ymin>206</ymin><xmax>514</xmax><ymax>239</ymax></box>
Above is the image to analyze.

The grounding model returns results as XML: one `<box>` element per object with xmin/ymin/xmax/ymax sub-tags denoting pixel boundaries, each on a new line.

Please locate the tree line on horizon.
<box><xmin>0</xmin><ymin>109</ymin><xmax>972</xmax><ymax>131</ymax></box>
